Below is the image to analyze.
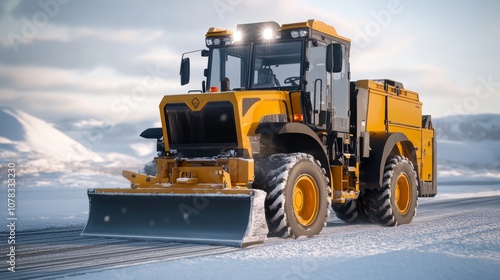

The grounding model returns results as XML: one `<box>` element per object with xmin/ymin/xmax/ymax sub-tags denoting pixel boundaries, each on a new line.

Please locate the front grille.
<box><xmin>164</xmin><ymin>101</ymin><xmax>237</xmax><ymax>148</ymax></box>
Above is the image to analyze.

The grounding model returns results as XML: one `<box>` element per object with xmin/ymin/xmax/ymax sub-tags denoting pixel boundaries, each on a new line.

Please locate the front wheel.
<box><xmin>253</xmin><ymin>153</ymin><xmax>331</xmax><ymax>238</ymax></box>
<box><xmin>364</xmin><ymin>155</ymin><xmax>418</xmax><ymax>226</ymax></box>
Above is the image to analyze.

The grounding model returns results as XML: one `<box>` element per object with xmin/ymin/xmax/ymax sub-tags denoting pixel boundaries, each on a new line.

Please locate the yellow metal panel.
<box><xmin>330</xmin><ymin>165</ymin><xmax>360</xmax><ymax>203</ymax></box>
<box><xmin>122</xmin><ymin>170</ymin><xmax>159</xmax><ymax>188</ymax></box>
<box><xmin>331</xmin><ymin>165</ymin><xmax>343</xmax><ymax>194</ymax></box>
<box><xmin>280</xmin><ymin>19</ymin><xmax>351</xmax><ymax>42</ymax></box>
<box><xmin>154</xmin><ymin>157</ymin><xmax>175</xmax><ymax>181</ymax></box>
<box><xmin>289</xmin><ymin>91</ymin><xmax>302</xmax><ymax>118</ymax></box>
<box><xmin>159</xmin><ymin>90</ymin><xmax>289</xmax><ymax>154</ymax></box>
<box><xmin>235</xmin><ymin>90</ymin><xmax>289</xmax><ymax>152</ymax></box>
<box><xmin>227</xmin><ymin>158</ymin><xmax>254</xmax><ymax>186</ymax></box>
<box><xmin>359</xmin><ymin>79</ymin><xmax>430</xmax><ymax>184</ymax></box>
<box><xmin>93</xmin><ymin>187</ymin><xmax>253</xmax><ymax>195</ymax></box>
<box><xmin>388</xmin><ymin>124</ymin><xmax>422</xmax><ymax>160</ymax></box>
<box><xmin>387</xmin><ymin>94</ymin><xmax>422</xmax><ymax>129</ymax></box>
<box><xmin>421</xmin><ymin>128</ymin><xmax>434</xmax><ymax>181</ymax></box>
<box><xmin>359</xmin><ymin>79</ymin><xmax>424</xmax><ymax>135</ymax></box>
<box><xmin>357</xmin><ymin>80</ymin><xmax>387</xmax><ymax>132</ymax></box>
<box><xmin>123</xmin><ymin>157</ymin><xmax>256</xmax><ymax>190</ymax></box>
<box><xmin>159</xmin><ymin>92</ymin><xmax>240</xmax><ymax>149</ymax></box>
<box><xmin>206</xmin><ymin>27</ymin><xmax>233</xmax><ymax>37</ymax></box>
<box><xmin>176</xmin><ymin>166</ymin><xmax>224</xmax><ymax>183</ymax></box>
<box><xmin>365</xmin><ymin>87</ymin><xmax>386</xmax><ymax>132</ymax></box>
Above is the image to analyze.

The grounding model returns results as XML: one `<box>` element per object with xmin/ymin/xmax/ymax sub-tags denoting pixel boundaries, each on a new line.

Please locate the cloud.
<box><xmin>9</xmin><ymin>0</ymin><xmax>221</xmax><ymax>30</ymax></box>
<box><xmin>4</xmin><ymin>24</ymin><xmax>165</xmax><ymax>45</ymax></box>
<box><xmin>0</xmin><ymin>88</ymin><xmax>163</xmax><ymax>123</ymax></box>
<box><xmin>0</xmin><ymin>65</ymin><xmax>129</xmax><ymax>91</ymax></box>
<box><xmin>0</xmin><ymin>0</ymin><xmax>499</xmax><ymax>125</ymax></box>
<box><xmin>72</xmin><ymin>118</ymin><xmax>107</xmax><ymax>128</ymax></box>
<box><xmin>130</xmin><ymin>142</ymin><xmax>155</xmax><ymax>157</ymax></box>
<box><xmin>0</xmin><ymin>63</ymin><xmax>179</xmax><ymax>122</ymax></box>
<box><xmin>0</xmin><ymin>35</ymin><xmax>182</xmax><ymax>78</ymax></box>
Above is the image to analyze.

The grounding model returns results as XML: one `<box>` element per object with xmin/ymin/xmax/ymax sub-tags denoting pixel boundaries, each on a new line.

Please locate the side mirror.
<box><xmin>180</xmin><ymin>57</ymin><xmax>190</xmax><ymax>85</ymax></box>
<box><xmin>326</xmin><ymin>43</ymin><xmax>343</xmax><ymax>73</ymax></box>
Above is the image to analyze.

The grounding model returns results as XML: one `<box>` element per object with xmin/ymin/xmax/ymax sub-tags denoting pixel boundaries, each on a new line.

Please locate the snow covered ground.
<box><xmin>1</xmin><ymin>179</ymin><xmax>499</xmax><ymax>279</ymax></box>
<box><xmin>68</xmin><ymin>183</ymin><xmax>500</xmax><ymax>280</ymax></box>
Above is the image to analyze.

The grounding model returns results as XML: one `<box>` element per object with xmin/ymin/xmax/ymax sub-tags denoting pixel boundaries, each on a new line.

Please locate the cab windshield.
<box><xmin>208</xmin><ymin>41</ymin><xmax>302</xmax><ymax>90</ymax></box>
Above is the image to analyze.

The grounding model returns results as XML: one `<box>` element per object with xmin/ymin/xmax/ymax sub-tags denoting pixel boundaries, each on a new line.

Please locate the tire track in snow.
<box><xmin>228</xmin><ymin>194</ymin><xmax>500</xmax><ymax>264</ymax></box>
<box><xmin>0</xmin><ymin>228</ymin><xmax>239</xmax><ymax>280</ymax></box>
<box><xmin>1</xmin><ymin>193</ymin><xmax>499</xmax><ymax>279</ymax></box>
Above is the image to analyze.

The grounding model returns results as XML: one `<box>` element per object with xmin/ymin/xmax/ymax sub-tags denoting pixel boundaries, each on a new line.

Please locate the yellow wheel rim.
<box><xmin>395</xmin><ymin>173</ymin><xmax>411</xmax><ymax>215</ymax></box>
<box><xmin>293</xmin><ymin>175</ymin><xmax>319</xmax><ymax>226</ymax></box>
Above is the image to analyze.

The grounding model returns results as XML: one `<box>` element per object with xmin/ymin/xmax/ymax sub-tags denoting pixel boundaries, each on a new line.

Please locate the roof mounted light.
<box><xmin>206</xmin><ymin>37</ymin><xmax>232</xmax><ymax>47</ymax></box>
<box><xmin>290</xmin><ymin>29</ymin><xmax>308</xmax><ymax>38</ymax></box>
<box><xmin>233</xmin><ymin>31</ymin><xmax>242</xmax><ymax>42</ymax></box>
<box><xmin>263</xmin><ymin>28</ymin><xmax>273</xmax><ymax>40</ymax></box>
<box><xmin>206</xmin><ymin>38</ymin><xmax>219</xmax><ymax>46</ymax></box>
<box><xmin>236</xmin><ymin>21</ymin><xmax>280</xmax><ymax>42</ymax></box>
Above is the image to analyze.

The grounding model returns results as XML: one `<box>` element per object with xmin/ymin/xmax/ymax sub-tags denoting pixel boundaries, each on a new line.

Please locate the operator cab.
<box><xmin>181</xmin><ymin>20</ymin><xmax>351</xmax><ymax>134</ymax></box>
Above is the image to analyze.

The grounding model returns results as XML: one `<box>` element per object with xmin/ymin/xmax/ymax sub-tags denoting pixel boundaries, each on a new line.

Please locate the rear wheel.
<box><xmin>363</xmin><ymin>155</ymin><xmax>418</xmax><ymax>226</ymax></box>
<box><xmin>253</xmin><ymin>153</ymin><xmax>331</xmax><ymax>238</ymax></box>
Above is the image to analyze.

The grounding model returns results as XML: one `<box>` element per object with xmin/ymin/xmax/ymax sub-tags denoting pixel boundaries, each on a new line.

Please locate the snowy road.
<box><xmin>1</xmin><ymin>183</ymin><xmax>499</xmax><ymax>279</ymax></box>
<box><xmin>0</xmin><ymin>228</ymin><xmax>238</xmax><ymax>280</ymax></box>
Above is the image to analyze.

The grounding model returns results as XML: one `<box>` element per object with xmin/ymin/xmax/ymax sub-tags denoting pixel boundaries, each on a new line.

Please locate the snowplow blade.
<box><xmin>81</xmin><ymin>188</ymin><xmax>268</xmax><ymax>247</ymax></box>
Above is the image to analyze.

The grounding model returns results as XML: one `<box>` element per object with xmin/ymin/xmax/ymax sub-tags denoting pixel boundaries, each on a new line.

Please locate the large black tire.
<box><xmin>332</xmin><ymin>197</ymin><xmax>367</xmax><ymax>224</ymax></box>
<box><xmin>363</xmin><ymin>155</ymin><xmax>418</xmax><ymax>226</ymax></box>
<box><xmin>253</xmin><ymin>153</ymin><xmax>331</xmax><ymax>238</ymax></box>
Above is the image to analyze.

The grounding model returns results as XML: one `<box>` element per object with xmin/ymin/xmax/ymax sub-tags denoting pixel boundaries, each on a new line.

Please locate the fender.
<box><xmin>361</xmin><ymin>132</ymin><xmax>420</xmax><ymax>189</ymax></box>
<box><xmin>256</xmin><ymin>122</ymin><xmax>330</xmax><ymax>180</ymax></box>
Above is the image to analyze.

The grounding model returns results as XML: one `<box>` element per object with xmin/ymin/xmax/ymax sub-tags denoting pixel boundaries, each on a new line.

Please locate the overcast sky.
<box><xmin>0</xmin><ymin>0</ymin><xmax>499</xmax><ymax>124</ymax></box>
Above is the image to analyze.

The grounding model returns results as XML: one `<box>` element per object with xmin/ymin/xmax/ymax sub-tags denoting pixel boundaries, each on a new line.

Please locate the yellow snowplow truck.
<box><xmin>82</xmin><ymin>20</ymin><xmax>436</xmax><ymax>247</ymax></box>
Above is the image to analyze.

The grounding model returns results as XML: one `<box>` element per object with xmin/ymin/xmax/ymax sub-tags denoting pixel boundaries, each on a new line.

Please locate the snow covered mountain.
<box><xmin>433</xmin><ymin>114</ymin><xmax>500</xmax><ymax>141</ymax></box>
<box><xmin>54</xmin><ymin>117</ymin><xmax>159</xmax><ymax>159</ymax></box>
<box><xmin>0</xmin><ymin>108</ymin><xmax>104</xmax><ymax>164</ymax></box>
<box><xmin>0</xmin><ymin>107</ymin><xmax>147</xmax><ymax>187</ymax></box>
<box><xmin>433</xmin><ymin>114</ymin><xmax>500</xmax><ymax>180</ymax></box>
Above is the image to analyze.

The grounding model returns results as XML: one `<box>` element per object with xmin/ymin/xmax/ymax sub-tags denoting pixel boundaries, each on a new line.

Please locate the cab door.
<box><xmin>306</xmin><ymin>42</ymin><xmax>330</xmax><ymax>131</ymax></box>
